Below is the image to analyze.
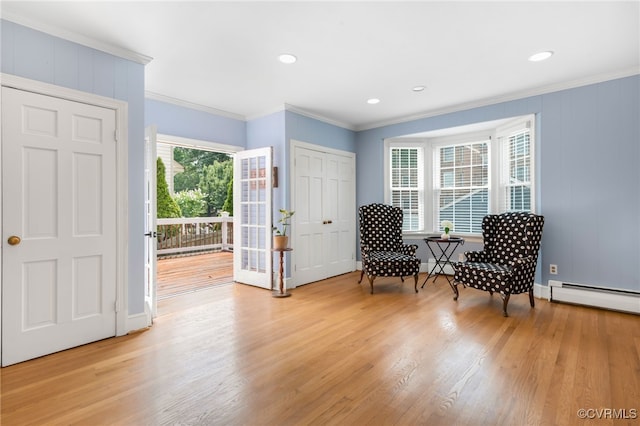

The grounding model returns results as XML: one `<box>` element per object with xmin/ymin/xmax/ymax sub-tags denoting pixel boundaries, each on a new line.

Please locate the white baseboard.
<box><xmin>127</xmin><ymin>311</ymin><xmax>151</xmax><ymax>333</ymax></box>
<box><xmin>534</xmin><ymin>283</ymin><xmax>550</xmax><ymax>300</ymax></box>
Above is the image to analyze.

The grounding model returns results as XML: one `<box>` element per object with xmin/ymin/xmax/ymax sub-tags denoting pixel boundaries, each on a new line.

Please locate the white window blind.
<box><xmin>502</xmin><ymin>129</ymin><xmax>532</xmax><ymax>212</ymax></box>
<box><xmin>390</xmin><ymin>147</ymin><xmax>423</xmax><ymax>231</ymax></box>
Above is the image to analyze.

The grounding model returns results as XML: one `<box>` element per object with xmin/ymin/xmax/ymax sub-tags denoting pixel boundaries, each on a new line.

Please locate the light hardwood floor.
<box><xmin>1</xmin><ymin>272</ymin><xmax>639</xmax><ymax>425</ymax></box>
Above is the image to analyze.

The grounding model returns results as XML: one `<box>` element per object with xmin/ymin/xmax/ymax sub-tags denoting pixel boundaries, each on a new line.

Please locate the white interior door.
<box><xmin>295</xmin><ymin>147</ymin><xmax>327</xmax><ymax>284</ymax></box>
<box><xmin>324</xmin><ymin>153</ymin><xmax>356</xmax><ymax>277</ymax></box>
<box><xmin>233</xmin><ymin>147</ymin><xmax>272</xmax><ymax>289</ymax></box>
<box><xmin>144</xmin><ymin>126</ymin><xmax>158</xmax><ymax>319</ymax></box>
<box><xmin>2</xmin><ymin>87</ymin><xmax>117</xmax><ymax>366</ymax></box>
<box><xmin>293</xmin><ymin>143</ymin><xmax>356</xmax><ymax>286</ymax></box>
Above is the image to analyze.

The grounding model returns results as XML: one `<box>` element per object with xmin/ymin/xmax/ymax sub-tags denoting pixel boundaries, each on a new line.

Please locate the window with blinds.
<box><xmin>502</xmin><ymin>129</ymin><xmax>531</xmax><ymax>212</ymax></box>
<box><xmin>435</xmin><ymin>142</ymin><xmax>489</xmax><ymax>234</ymax></box>
<box><xmin>390</xmin><ymin>147</ymin><xmax>423</xmax><ymax>231</ymax></box>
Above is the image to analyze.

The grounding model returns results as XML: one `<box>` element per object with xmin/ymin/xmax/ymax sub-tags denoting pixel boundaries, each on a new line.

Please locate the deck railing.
<box><xmin>157</xmin><ymin>216</ymin><xmax>233</xmax><ymax>255</ymax></box>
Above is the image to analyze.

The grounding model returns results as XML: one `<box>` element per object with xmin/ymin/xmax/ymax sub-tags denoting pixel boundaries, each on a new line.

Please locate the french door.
<box><xmin>144</xmin><ymin>126</ymin><xmax>158</xmax><ymax>319</ymax></box>
<box><xmin>233</xmin><ymin>147</ymin><xmax>273</xmax><ymax>289</ymax></box>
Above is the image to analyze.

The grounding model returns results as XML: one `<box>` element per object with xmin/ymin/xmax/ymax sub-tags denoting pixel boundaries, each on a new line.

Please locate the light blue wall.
<box><xmin>145</xmin><ymin>99</ymin><xmax>246</xmax><ymax>146</ymax></box>
<box><xmin>355</xmin><ymin>75</ymin><xmax>640</xmax><ymax>292</ymax></box>
<box><xmin>285</xmin><ymin>111</ymin><xmax>357</xmax><ymax>153</ymax></box>
<box><xmin>1</xmin><ymin>20</ymin><xmax>147</xmax><ymax>315</ymax></box>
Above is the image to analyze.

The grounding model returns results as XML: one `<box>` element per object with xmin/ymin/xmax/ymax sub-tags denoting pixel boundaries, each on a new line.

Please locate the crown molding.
<box><xmin>145</xmin><ymin>91</ymin><xmax>246</xmax><ymax>121</ymax></box>
<box><xmin>356</xmin><ymin>67</ymin><xmax>640</xmax><ymax>132</ymax></box>
<box><xmin>246</xmin><ymin>104</ymin><xmax>356</xmax><ymax>131</ymax></box>
<box><xmin>284</xmin><ymin>104</ymin><xmax>356</xmax><ymax>131</ymax></box>
<box><xmin>1</xmin><ymin>12</ymin><xmax>153</xmax><ymax>65</ymax></box>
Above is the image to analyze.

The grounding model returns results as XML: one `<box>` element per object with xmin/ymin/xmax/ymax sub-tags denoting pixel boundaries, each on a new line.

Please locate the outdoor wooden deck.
<box><xmin>157</xmin><ymin>251</ymin><xmax>233</xmax><ymax>299</ymax></box>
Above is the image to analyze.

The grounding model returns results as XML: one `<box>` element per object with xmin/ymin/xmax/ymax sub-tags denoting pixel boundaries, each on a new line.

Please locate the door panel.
<box><xmin>233</xmin><ymin>147</ymin><xmax>272</xmax><ymax>289</ymax></box>
<box><xmin>2</xmin><ymin>87</ymin><xmax>117</xmax><ymax>366</ymax></box>
<box><xmin>295</xmin><ymin>147</ymin><xmax>327</xmax><ymax>284</ymax></box>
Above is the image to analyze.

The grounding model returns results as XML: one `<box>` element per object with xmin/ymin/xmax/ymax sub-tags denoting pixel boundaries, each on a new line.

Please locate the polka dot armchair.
<box><xmin>358</xmin><ymin>204</ymin><xmax>421</xmax><ymax>294</ymax></box>
<box><xmin>452</xmin><ymin>212</ymin><xmax>544</xmax><ymax>316</ymax></box>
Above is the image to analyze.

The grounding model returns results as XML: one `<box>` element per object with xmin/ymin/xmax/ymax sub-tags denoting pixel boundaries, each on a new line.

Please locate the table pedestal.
<box><xmin>272</xmin><ymin>248</ymin><xmax>292</xmax><ymax>298</ymax></box>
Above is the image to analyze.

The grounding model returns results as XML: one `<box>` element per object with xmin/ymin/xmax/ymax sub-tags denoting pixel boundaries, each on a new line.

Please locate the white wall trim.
<box><xmin>2</xmin><ymin>13</ymin><xmax>153</xmax><ymax>65</ymax></box>
<box><xmin>1</xmin><ymin>73</ymin><xmax>130</xmax><ymax>337</ymax></box>
<box><xmin>534</xmin><ymin>283</ymin><xmax>550</xmax><ymax>300</ymax></box>
<box><xmin>146</xmin><ymin>91</ymin><xmax>245</xmax><ymax>121</ymax></box>
<box><xmin>127</xmin><ymin>312</ymin><xmax>151</xmax><ymax>334</ymax></box>
<box><xmin>356</xmin><ymin>68</ymin><xmax>640</xmax><ymax>131</ymax></box>
<box><xmin>156</xmin><ymin>133</ymin><xmax>244</xmax><ymax>154</ymax></box>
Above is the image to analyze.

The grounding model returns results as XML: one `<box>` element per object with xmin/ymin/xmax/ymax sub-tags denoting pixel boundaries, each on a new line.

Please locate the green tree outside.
<box><xmin>222</xmin><ymin>177</ymin><xmax>233</xmax><ymax>216</ymax></box>
<box><xmin>174</xmin><ymin>188</ymin><xmax>207</xmax><ymax>217</ymax></box>
<box><xmin>199</xmin><ymin>160</ymin><xmax>233</xmax><ymax>216</ymax></box>
<box><xmin>172</xmin><ymin>147</ymin><xmax>233</xmax><ymax>217</ymax></box>
<box><xmin>157</xmin><ymin>157</ymin><xmax>182</xmax><ymax>218</ymax></box>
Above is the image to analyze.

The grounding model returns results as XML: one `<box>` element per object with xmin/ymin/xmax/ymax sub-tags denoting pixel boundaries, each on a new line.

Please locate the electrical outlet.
<box><xmin>549</xmin><ymin>264</ymin><xmax>558</xmax><ymax>275</ymax></box>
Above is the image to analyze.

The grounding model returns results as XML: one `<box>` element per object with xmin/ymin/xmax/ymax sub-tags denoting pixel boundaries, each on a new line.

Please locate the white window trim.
<box><xmin>384</xmin><ymin>115</ymin><xmax>535</xmax><ymax>240</ymax></box>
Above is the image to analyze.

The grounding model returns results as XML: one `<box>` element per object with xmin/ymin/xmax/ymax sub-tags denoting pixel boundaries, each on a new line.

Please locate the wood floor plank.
<box><xmin>1</xmin><ymin>272</ymin><xmax>638</xmax><ymax>425</ymax></box>
<box><xmin>157</xmin><ymin>251</ymin><xmax>233</xmax><ymax>299</ymax></box>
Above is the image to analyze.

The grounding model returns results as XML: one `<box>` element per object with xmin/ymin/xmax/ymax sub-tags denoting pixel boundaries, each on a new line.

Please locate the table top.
<box><xmin>272</xmin><ymin>247</ymin><xmax>293</xmax><ymax>252</ymax></box>
<box><xmin>424</xmin><ymin>236</ymin><xmax>464</xmax><ymax>243</ymax></box>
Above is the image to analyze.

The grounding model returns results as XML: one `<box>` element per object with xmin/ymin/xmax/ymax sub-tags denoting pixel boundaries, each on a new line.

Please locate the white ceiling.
<box><xmin>2</xmin><ymin>1</ymin><xmax>638</xmax><ymax>130</ymax></box>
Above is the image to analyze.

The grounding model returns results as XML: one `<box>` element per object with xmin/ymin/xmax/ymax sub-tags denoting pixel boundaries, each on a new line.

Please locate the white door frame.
<box><xmin>145</xmin><ymin>133</ymin><xmax>242</xmax><ymax>320</ymax></box>
<box><xmin>0</xmin><ymin>73</ymin><xmax>129</xmax><ymax>343</ymax></box>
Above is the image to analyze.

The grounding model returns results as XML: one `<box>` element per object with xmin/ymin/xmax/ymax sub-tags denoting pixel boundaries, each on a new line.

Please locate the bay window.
<box><xmin>384</xmin><ymin>115</ymin><xmax>535</xmax><ymax>236</ymax></box>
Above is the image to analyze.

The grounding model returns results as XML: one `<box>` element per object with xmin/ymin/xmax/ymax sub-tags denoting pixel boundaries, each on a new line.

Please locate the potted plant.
<box><xmin>273</xmin><ymin>208</ymin><xmax>294</xmax><ymax>249</ymax></box>
<box><xmin>441</xmin><ymin>220</ymin><xmax>454</xmax><ymax>240</ymax></box>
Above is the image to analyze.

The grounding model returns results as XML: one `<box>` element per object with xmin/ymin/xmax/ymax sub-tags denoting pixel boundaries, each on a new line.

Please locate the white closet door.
<box><xmin>293</xmin><ymin>142</ymin><xmax>355</xmax><ymax>286</ymax></box>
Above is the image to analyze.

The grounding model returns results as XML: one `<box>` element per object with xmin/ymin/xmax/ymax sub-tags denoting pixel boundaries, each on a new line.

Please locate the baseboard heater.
<box><xmin>548</xmin><ymin>280</ymin><xmax>640</xmax><ymax>314</ymax></box>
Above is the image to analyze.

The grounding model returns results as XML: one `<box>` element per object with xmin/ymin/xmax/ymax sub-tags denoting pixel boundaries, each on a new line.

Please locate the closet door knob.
<box><xmin>8</xmin><ymin>235</ymin><xmax>21</xmax><ymax>246</ymax></box>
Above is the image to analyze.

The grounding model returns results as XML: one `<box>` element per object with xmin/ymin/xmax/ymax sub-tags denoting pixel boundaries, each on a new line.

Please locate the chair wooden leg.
<box><xmin>400</xmin><ymin>276</ymin><xmax>405</xmax><ymax>282</ymax></box>
<box><xmin>414</xmin><ymin>274</ymin><xmax>419</xmax><ymax>293</ymax></box>
<box><xmin>501</xmin><ymin>293</ymin><xmax>511</xmax><ymax>317</ymax></box>
<box><xmin>529</xmin><ymin>288</ymin><xmax>535</xmax><ymax>307</ymax></box>
<box><xmin>368</xmin><ymin>275</ymin><xmax>375</xmax><ymax>294</ymax></box>
<box><xmin>452</xmin><ymin>282</ymin><xmax>459</xmax><ymax>300</ymax></box>
<box><xmin>358</xmin><ymin>269</ymin><xmax>364</xmax><ymax>284</ymax></box>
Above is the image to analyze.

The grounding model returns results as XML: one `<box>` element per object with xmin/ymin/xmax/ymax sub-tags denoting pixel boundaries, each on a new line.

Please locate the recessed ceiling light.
<box><xmin>278</xmin><ymin>53</ymin><xmax>297</xmax><ymax>64</ymax></box>
<box><xmin>528</xmin><ymin>51</ymin><xmax>554</xmax><ymax>62</ymax></box>
<box><xmin>367</xmin><ymin>98</ymin><xmax>380</xmax><ymax>105</ymax></box>
<box><xmin>412</xmin><ymin>85</ymin><xmax>426</xmax><ymax>92</ymax></box>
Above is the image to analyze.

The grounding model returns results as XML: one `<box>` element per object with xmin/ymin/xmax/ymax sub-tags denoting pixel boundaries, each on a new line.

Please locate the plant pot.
<box><xmin>441</xmin><ymin>233</ymin><xmax>450</xmax><ymax>240</ymax></box>
<box><xmin>273</xmin><ymin>235</ymin><xmax>289</xmax><ymax>250</ymax></box>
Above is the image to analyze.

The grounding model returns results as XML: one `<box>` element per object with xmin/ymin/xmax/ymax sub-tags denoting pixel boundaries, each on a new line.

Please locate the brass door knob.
<box><xmin>7</xmin><ymin>236</ymin><xmax>21</xmax><ymax>246</ymax></box>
